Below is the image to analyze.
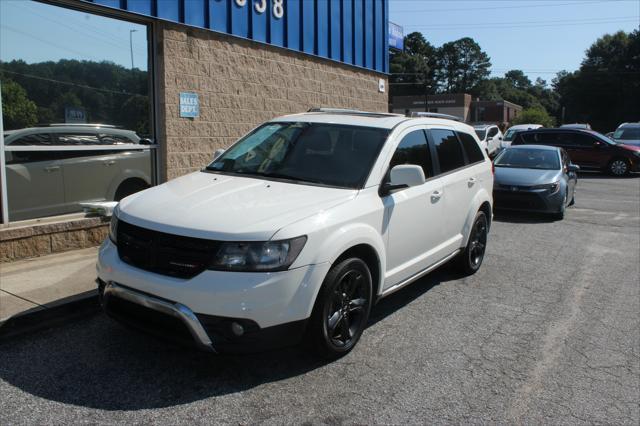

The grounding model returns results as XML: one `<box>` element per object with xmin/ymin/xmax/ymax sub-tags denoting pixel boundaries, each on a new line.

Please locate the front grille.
<box><xmin>494</xmin><ymin>190</ymin><xmax>547</xmax><ymax>210</ymax></box>
<box><xmin>116</xmin><ymin>219</ymin><xmax>220</xmax><ymax>278</ymax></box>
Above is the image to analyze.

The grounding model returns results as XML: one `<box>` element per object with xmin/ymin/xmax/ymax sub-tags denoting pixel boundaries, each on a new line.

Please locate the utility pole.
<box><xmin>129</xmin><ymin>29</ymin><xmax>137</xmax><ymax>70</ymax></box>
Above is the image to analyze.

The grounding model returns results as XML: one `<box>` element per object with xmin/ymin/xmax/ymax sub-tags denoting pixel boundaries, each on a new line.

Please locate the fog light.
<box><xmin>231</xmin><ymin>322</ymin><xmax>245</xmax><ymax>336</ymax></box>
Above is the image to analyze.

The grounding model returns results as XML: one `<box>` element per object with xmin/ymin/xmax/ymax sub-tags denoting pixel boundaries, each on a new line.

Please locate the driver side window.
<box><xmin>488</xmin><ymin>127</ymin><xmax>499</xmax><ymax>138</ymax></box>
<box><xmin>389</xmin><ymin>130</ymin><xmax>433</xmax><ymax>179</ymax></box>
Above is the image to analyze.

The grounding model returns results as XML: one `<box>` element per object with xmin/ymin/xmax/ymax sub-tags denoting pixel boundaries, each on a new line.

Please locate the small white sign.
<box><xmin>378</xmin><ymin>78</ymin><xmax>386</xmax><ymax>93</ymax></box>
<box><xmin>180</xmin><ymin>92</ymin><xmax>199</xmax><ymax>118</ymax></box>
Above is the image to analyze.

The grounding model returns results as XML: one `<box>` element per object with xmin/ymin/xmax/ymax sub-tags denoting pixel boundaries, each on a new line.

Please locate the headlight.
<box><xmin>531</xmin><ymin>181</ymin><xmax>560</xmax><ymax>194</ymax></box>
<box><xmin>209</xmin><ymin>236</ymin><xmax>307</xmax><ymax>272</ymax></box>
<box><xmin>109</xmin><ymin>206</ymin><xmax>119</xmax><ymax>245</ymax></box>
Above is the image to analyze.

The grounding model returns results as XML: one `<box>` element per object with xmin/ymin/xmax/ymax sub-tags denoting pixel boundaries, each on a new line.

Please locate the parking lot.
<box><xmin>0</xmin><ymin>174</ymin><xmax>638</xmax><ymax>424</ymax></box>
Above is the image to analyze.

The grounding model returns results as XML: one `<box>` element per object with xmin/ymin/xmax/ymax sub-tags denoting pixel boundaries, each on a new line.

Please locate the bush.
<box><xmin>512</xmin><ymin>107</ymin><xmax>556</xmax><ymax>128</ymax></box>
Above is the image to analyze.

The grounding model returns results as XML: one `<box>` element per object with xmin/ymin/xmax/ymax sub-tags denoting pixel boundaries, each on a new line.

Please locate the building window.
<box><xmin>1</xmin><ymin>0</ymin><xmax>155</xmax><ymax>222</ymax></box>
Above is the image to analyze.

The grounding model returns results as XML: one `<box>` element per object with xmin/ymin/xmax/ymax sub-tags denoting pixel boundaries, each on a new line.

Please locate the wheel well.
<box><xmin>115</xmin><ymin>177</ymin><xmax>149</xmax><ymax>200</ymax></box>
<box><xmin>334</xmin><ymin>244</ymin><xmax>381</xmax><ymax>298</ymax></box>
<box><xmin>479</xmin><ymin>201</ymin><xmax>492</xmax><ymax>230</ymax></box>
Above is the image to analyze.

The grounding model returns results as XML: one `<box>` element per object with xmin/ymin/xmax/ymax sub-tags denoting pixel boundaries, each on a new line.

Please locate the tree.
<box><xmin>436</xmin><ymin>37</ymin><xmax>491</xmax><ymax>93</ymax></box>
<box><xmin>504</xmin><ymin>70</ymin><xmax>531</xmax><ymax>90</ymax></box>
<box><xmin>390</xmin><ymin>32</ymin><xmax>438</xmax><ymax>97</ymax></box>
<box><xmin>512</xmin><ymin>107</ymin><xmax>556</xmax><ymax>128</ymax></box>
<box><xmin>1</xmin><ymin>79</ymin><xmax>37</xmax><ymax>129</ymax></box>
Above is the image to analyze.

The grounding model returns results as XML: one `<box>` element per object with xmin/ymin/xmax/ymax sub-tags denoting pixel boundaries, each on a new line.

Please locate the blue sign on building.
<box><xmin>179</xmin><ymin>92</ymin><xmax>200</xmax><ymax>118</ymax></box>
<box><xmin>389</xmin><ymin>21</ymin><xmax>404</xmax><ymax>51</ymax></box>
<box><xmin>85</xmin><ymin>0</ymin><xmax>390</xmax><ymax>73</ymax></box>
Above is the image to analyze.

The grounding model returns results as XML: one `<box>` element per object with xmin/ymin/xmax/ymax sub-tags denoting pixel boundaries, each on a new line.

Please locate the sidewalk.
<box><xmin>0</xmin><ymin>247</ymin><xmax>100</xmax><ymax>339</ymax></box>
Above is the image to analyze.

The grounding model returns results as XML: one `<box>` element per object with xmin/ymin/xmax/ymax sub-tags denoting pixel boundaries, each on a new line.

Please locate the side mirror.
<box><xmin>213</xmin><ymin>148</ymin><xmax>225</xmax><ymax>160</ymax></box>
<box><xmin>139</xmin><ymin>138</ymin><xmax>153</xmax><ymax>145</ymax></box>
<box><xmin>381</xmin><ymin>165</ymin><xmax>425</xmax><ymax>196</ymax></box>
<box><xmin>568</xmin><ymin>164</ymin><xmax>580</xmax><ymax>172</ymax></box>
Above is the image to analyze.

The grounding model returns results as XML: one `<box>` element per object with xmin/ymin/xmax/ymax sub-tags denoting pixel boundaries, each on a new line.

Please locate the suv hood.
<box><xmin>118</xmin><ymin>172</ymin><xmax>357</xmax><ymax>241</ymax></box>
<box><xmin>494</xmin><ymin>167</ymin><xmax>561</xmax><ymax>186</ymax></box>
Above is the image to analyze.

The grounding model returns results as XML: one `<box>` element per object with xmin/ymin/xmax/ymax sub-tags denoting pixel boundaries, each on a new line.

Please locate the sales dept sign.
<box><xmin>180</xmin><ymin>92</ymin><xmax>199</xmax><ymax>118</ymax></box>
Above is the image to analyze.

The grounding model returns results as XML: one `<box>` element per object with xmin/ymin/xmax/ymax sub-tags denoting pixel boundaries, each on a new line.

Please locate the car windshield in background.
<box><xmin>206</xmin><ymin>122</ymin><xmax>389</xmax><ymax>189</ymax></box>
<box><xmin>494</xmin><ymin>148</ymin><xmax>560</xmax><ymax>170</ymax></box>
<box><xmin>613</xmin><ymin>128</ymin><xmax>640</xmax><ymax>140</ymax></box>
<box><xmin>474</xmin><ymin>129</ymin><xmax>486</xmax><ymax>140</ymax></box>
<box><xmin>503</xmin><ymin>129</ymin><xmax>518</xmax><ymax>141</ymax></box>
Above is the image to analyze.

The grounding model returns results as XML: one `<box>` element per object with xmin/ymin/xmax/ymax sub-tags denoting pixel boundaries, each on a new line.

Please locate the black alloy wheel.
<box><xmin>456</xmin><ymin>211</ymin><xmax>488</xmax><ymax>275</ymax></box>
<box><xmin>307</xmin><ymin>258</ymin><xmax>372</xmax><ymax>359</ymax></box>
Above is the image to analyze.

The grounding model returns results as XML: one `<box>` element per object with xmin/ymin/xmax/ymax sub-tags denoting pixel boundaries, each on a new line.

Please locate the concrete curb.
<box><xmin>0</xmin><ymin>290</ymin><xmax>100</xmax><ymax>342</ymax></box>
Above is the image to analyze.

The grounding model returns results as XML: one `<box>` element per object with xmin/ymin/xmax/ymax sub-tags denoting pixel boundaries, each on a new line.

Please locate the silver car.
<box><xmin>4</xmin><ymin>124</ymin><xmax>152</xmax><ymax>221</ymax></box>
<box><xmin>612</xmin><ymin>122</ymin><xmax>640</xmax><ymax>147</ymax></box>
<box><xmin>492</xmin><ymin>145</ymin><xmax>579</xmax><ymax>220</ymax></box>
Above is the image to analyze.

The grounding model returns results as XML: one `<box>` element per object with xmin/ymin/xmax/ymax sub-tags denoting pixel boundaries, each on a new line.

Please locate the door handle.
<box><xmin>468</xmin><ymin>177</ymin><xmax>477</xmax><ymax>187</ymax></box>
<box><xmin>431</xmin><ymin>190</ymin><xmax>442</xmax><ymax>202</ymax></box>
<box><xmin>103</xmin><ymin>160</ymin><xmax>116</xmax><ymax>166</ymax></box>
<box><xmin>44</xmin><ymin>166</ymin><xmax>60</xmax><ymax>172</ymax></box>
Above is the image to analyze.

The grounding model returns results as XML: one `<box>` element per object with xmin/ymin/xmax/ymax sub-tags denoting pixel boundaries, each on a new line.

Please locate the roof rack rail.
<box><xmin>39</xmin><ymin>123</ymin><xmax>119</xmax><ymax>128</ymax></box>
<box><xmin>307</xmin><ymin>107</ymin><xmax>404</xmax><ymax>118</ymax></box>
<box><xmin>409</xmin><ymin>112</ymin><xmax>463</xmax><ymax>121</ymax></box>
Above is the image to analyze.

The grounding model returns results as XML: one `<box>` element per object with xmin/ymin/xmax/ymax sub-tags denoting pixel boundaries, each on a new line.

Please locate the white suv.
<box><xmin>97</xmin><ymin>109</ymin><xmax>493</xmax><ymax>358</ymax></box>
<box><xmin>473</xmin><ymin>124</ymin><xmax>503</xmax><ymax>156</ymax></box>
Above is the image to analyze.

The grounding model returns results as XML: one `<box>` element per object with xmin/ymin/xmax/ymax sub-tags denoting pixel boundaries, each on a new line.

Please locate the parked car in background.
<box><xmin>493</xmin><ymin>145</ymin><xmax>578</xmax><ymax>220</ymax></box>
<box><xmin>473</xmin><ymin>123</ymin><xmax>503</xmax><ymax>156</ymax></box>
<box><xmin>612</xmin><ymin>122</ymin><xmax>640</xmax><ymax>147</ymax></box>
<box><xmin>98</xmin><ymin>109</ymin><xmax>494</xmax><ymax>358</ymax></box>
<box><xmin>511</xmin><ymin>128</ymin><xmax>640</xmax><ymax>176</ymax></box>
<box><xmin>560</xmin><ymin>123</ymin><xmax>591</xmax><ymax>130</ymax></box>
<box><xmin>3</xmin><ymin>124</ymin><xmax>152</xmax><ymax>221</ymax></box>
<box><xmin>502</xmin><ymin>124</ymin><xmax>543</xmax><ymax>149</ymax></box>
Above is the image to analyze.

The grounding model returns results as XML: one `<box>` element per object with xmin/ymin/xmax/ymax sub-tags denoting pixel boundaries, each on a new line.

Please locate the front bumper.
<box><xmin>493</xmin><ymin>186</ymin><xmax>565</xmax><ymax>213</ymax></box>
<box><xmin>97</xmin><ymin>239</ymin><xmax>330</xmax><ymax>352</ymax></box>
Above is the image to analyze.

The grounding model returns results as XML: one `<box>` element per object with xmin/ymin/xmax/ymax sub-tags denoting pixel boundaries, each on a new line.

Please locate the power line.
<box><xmin>391</xmin><ymin>0</ymin><xmax>631</xmax><ymax>13</ymax></box>
<box><xmin>403</xmin><ymin>15</ymin><xmax>637</xmax><ymax>28</ymax></box>
<box><xmin>409</xmin><ymin>18</ymin><xmax>638</xmax><ymax>30</ymax></box>
<box><xmin>0</xmin><ymin>69</ymin><xmax>149</xmax><ymax>98</ymax></box>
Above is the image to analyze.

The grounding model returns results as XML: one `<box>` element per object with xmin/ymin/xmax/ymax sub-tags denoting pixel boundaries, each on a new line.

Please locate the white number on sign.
<box><xmin>273</xmin><ymin>0</ymin><xmax>284</xmax><ymax>18</ymax></box>
<box><xmin>235</xmin><ymin>0</ymin><xmax>247</xmax><ymax>6</ymax></box>
<box><xmin>254</xmin><ymin>0</ymin><xmax>267</xmax><ymax>13</ymax></box>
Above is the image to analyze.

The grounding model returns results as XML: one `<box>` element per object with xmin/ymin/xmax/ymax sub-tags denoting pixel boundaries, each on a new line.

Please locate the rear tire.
<box><xmin>455</xmin><ymin>211</ymin><xmax>488</xmax><ymax>275</ymax></box>
<box><xmin>306</xmin><ymin>258</ymin><xmax>373</xmax><ymax>360</ymax></box>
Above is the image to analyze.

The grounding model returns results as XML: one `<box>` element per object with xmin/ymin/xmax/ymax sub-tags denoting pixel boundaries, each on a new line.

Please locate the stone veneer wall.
<box><xmin>0</xmin><ymin>217</ymin><xmax>109</xmax><ymax>262</ymax></box>
<box><xmin>156</xmin><ymin>22</ymin><xmax>389</xmax><ymax>181</ymax></box>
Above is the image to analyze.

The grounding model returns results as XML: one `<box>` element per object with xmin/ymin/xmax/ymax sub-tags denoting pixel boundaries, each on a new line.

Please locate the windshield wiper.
<box><xmin>259</xmin><ymin>171</ymin><xmax>325</xmax><ymax>184</ymax></box>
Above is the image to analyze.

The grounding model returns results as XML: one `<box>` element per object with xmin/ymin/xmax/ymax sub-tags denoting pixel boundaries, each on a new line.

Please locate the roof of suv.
<box><xmin>271</xmin><ymin>111</ymin><xmax>476</xmax><ymax>132</ymax></box>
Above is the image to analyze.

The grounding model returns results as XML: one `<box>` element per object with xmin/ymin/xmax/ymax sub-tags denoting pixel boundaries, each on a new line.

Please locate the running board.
<box><xmin>380</xmin><ymin>249</ymin><xmax>461</xmax><ymax>298</ymax></box>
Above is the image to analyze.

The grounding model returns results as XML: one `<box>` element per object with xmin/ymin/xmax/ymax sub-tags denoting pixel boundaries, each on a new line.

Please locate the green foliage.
<box><xmin>0</xmin><ymin>59</ymin><xmax>149</xmax><ymax>135</ymax></box>
<box><xmin>553</xmin><ymin>30</ymin><xmax>640</xmax><ymax>132</ymax></box>
<box><xmin>390</xmin><ymin>32</ymin><xmax>438</xmax><ymax>96</ymax></box>
<box><xmin>1</xmin><ymin>79</ymin><xmax>37</xmax><ymax>129</ymax></box>
<box><xmin>512</xmin><ymin>107</ymin><xmax>556</xmax><ymax>128</ymax></box>
<box><xmin>436</xmin><ymin>37</ymin><xmax>491</xmax><ymax>93</ymax></box>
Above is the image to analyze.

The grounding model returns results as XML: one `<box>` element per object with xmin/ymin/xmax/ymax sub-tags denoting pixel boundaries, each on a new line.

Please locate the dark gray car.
<box><xmin>492</xmin><ymin>145</ymin><xmax>579</xmax><ymax>219</ymax></box>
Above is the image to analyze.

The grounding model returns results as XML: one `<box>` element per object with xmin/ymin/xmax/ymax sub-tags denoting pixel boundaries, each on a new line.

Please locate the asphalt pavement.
<box><xmin>0</xmin><ymin>173</ymin><xmax>638</xmax><ymax>424</ymax></box>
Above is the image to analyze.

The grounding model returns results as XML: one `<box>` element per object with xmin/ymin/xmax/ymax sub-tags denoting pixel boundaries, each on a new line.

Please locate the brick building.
<box><xmin>0</xmin><ymin>0</ymin><xmax>390</xmax><ymax>261</ymax></box>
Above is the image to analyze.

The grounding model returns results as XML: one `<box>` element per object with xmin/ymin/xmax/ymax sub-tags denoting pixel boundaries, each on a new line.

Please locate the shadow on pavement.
<box><xmin>0</xmin><ymin>266</ymin><xmax>454</xmax><ymax>411</ymax></box>
<box><xmin>492</xmin><ymin>210</ymin><xmax>558</xmax><ymax>224</ymax></box>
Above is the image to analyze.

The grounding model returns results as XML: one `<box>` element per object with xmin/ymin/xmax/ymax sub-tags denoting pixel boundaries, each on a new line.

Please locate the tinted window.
<box><xmin>55</xmin><ymin>134</ymin><xmax>102</xmax><ymax>145</ymax></box>
<box><xmin>390</xmin><ymin>130</ymin><xmax>432</xmax><ymax>178</ymax></box>
<box><xmin>5</xmin><ymin>151</ymin><xmax>60</xmax><ymax>164</ymax></box>
<box><xmin>99</xmin><ymin>133</ymin><xmax>136</xmax><ymax>144</ymax></box>
<box><xmin>474</xmin><ymin>129</ymin><xmax>487</xmax><ymax>140</ymax></box>
<box><xmin>561</xmin><ymin>132</ymin><xmax>595</xmax><ymax>147</ymax></box>
<box><xmin>613</xmin><ymin>127</ymin><xmax>640</xmax><ymax>140</ymax></box>
<box><xmin>457</xmin><ymin>132</ymin><xmax>485</xmax><ymax>164</ymax></box>
<box><xmin>512</xmin><ymin>132</ymin><xmax>536</xmax><ymax>145</ymax></box>
<box><xmin>432</xmin><ymin>129</ymin><xmax>466</xmax><ymax>174</ymax></box>
<box><xmin>208</xmin><ymin>123</ymin><xmax>389</xmax><ymax>189</ymax></box>
<box><xmin>488</xmin><ymin>127</ymin><xmax>499</xmax><ymax>137</ymax></box>
<box><xmin>8</xmin><ymin>133</ymin><xmax>53</xmax><ymax>146</ymax></box>
<box><xmin>536</xmin><ymin>132</ymin><xmax>564</xmax><ymax>146</ymax></box>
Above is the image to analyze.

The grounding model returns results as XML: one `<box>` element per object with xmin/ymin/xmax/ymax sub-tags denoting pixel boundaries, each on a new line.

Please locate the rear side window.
<box><xmin>457</xmin><ymin>132</ymin><xmax>485</xmax><ymax>164</ymax></box>
<box><xmin>55</xmin><ymin>134</ymin><xmax>101</xmax><ymax>145</ymax></box>
<box><xmin>390</xmin><ymin>130</ymin><xmax>432</xmax><ymax>178</ymax></box>
<box><xmin>431</xmin><ymin>129</ymin><xmax>466</xmax><ymax>174</ymax></box>
<box><xmin>487</xmin><ymin>127</ymin><xmax>499</xmax><ymax>138</ymax></box>
<box><xmin>7</xmin><ymin>133</ymin><xmax>53</xmax><ymax>146</ymax></box>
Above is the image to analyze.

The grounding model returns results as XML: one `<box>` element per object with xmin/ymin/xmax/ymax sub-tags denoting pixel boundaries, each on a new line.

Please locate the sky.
<box><xmin>389</xmin><ymin>0</ymin><xmax>640</xmax><ymax>84</ymax></box>
<box><xmin>0</xmin><ymin>0</ymin><xmax>148</xmax><ymax>71</ymax></box>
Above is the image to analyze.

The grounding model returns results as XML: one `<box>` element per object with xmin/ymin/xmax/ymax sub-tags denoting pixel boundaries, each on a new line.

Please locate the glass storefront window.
<box><xmin>0</xmin><ymin>0</ymin><xmax>154</xmax><ymax>222</ymax></box>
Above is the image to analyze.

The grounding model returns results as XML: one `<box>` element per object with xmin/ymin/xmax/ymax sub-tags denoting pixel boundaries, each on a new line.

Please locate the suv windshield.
<box><xmin>503</xmin><ymin>128</ymin><xmax>519</xmax><ymax>141</ymax></box>
<box><xmin>494</xmin><ymin>148</ymin><xmax>560</xmax><ymax>170</ymax></box>
<box><xmin>613</xmin><ymin>127</ymin><xmax>640</xmax><ymax>140</ymax></box>
<box><xmin>206</xmin><ymin>122</ymin><xmax>389</xmax><ymax>189</ymax></box>
<box><xmin>474</xmin><ymin>129</ymin><xmax>487</xmax><ymax>140</ymax></box>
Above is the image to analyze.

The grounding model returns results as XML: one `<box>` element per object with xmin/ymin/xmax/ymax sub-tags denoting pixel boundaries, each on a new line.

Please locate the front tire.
<box><xmin>455</xmin><ymin>211</ymin><xmax>488</xmax><ymax>275</ymax></box>
<box><xmin>608</xmin><ymin>158</ymin><xmax>630</xmax><ymax>176</ymax></box>
<box><xmin>307</xmin><ymin>258</ymin><xmax>373</xmax><ymax>359</ymax></box>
